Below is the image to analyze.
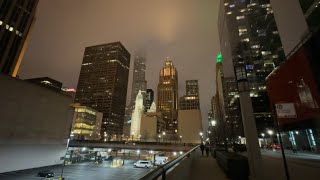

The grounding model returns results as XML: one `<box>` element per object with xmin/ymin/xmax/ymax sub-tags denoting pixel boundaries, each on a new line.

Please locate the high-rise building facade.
<box><xmin>146</xmin><ymin>89</ymin><xmax>154</xmax><ymax>110</ymax></box>
<box><xmin>130</xmin><ymin>53</ymin><xmax>147</xmax><ymax>107</ymax></box>
<box><xmin>0</xmin><ymin>0</ymin><xmax>38</xmax><ymax>76</ymax></box>
<box><xmin>222</xmin><ymin>77</ymin><xmax>243</xmax><ymax>137</ymax></box>
<box><xmin>218</xmin><ymin>0</ymin><xmax>286</xmax><ymax>134</ymax></box>
<box><xmin>75</xmin><ymin>42</ymin><xmax>130</xmax><ymax>138</ymax></box>
<box><xmin>157</xmin><ymin>58</ymin><xmax>178</xmax><ymax>134</ymax></box>
<box><xmin>186</xmin><ymin>80</ymin><xmax>199</xmax><ymax>96</ymax></box>
<box><xmin>179</xmin><ymin>80</ymin><xmax>200</xmax><ymax>110</ymax></box>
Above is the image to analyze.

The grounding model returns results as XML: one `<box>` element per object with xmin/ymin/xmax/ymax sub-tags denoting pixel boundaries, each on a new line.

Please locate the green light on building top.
<box><xmin>216</xmin><ymin>53</ymin><xmax>222</xmax><ymax>63</ymax></box>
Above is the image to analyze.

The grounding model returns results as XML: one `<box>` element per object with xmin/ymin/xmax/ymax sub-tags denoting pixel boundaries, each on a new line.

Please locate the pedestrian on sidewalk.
<box><xmin>200</xmin><ymin>143</ymin><xmax>205</xmax><ymax>156</ymax></box>
<box><xmin>205</xmin><ymin>142</ymin><xmax>210</xmax><ymax>157</ymax></box>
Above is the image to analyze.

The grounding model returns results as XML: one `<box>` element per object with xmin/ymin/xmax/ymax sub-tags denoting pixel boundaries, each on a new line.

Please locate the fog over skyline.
<box><xmin>19</xmin><ymin>0</ymin><xmax>221</xmax><ymax>129</ymax></box>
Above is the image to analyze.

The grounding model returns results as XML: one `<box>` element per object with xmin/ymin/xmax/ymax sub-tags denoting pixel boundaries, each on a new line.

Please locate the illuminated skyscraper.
<box><xmin>0</xmin><ymin>0</ymin><xmax>38</xmax><ymax>76</ymax></box>
<box><xmin>75</xmin><ymin>42</ymin><xmax>130</xmax><ymax>138</ymax></box>
<box><xmin>218</xmin><ymin>0</ymin><xmax>285</xmax><ymax>133</ymax></box>
<box><xmin>157</xmin><ymin>58</ymin><xmax>178</xmax><ymax>134</ymax></box>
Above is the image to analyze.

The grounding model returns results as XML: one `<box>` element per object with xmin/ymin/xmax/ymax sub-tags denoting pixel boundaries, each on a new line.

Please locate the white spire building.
<box><xmin>130</xmin><ymin>90</ymin><xmax>145</xmax><ymax>139</ymax></box>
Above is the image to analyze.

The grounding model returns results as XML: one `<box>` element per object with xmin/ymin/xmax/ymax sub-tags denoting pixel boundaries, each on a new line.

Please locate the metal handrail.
<box><xmin>140</xmin><ymin>145</ymin><xmax>200</xmax><ymax>180</ymax></box>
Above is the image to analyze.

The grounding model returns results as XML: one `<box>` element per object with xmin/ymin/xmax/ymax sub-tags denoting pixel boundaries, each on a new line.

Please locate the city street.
<box><xmin>0</xmin><ymin>160</ymin><xmax>153</xmax><ymax>180</ymax></box>
<box><xmin>261</xmin><ymin>150</ymin><xmax>320</xmax><ymax>180</ymax></box>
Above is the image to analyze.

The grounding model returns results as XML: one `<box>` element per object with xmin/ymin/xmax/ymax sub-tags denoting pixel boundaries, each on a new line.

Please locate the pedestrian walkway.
<box><xmin>188</xmin><ymin>149</ymin><xmax>228</xmax><ymax>180</ymax></box>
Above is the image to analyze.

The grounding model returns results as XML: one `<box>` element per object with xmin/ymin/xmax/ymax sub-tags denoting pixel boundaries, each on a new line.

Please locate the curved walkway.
<box><xmin>189</xmin><ymin>149</ymin><xmax>228</xmax><ymax>180</ymax></box>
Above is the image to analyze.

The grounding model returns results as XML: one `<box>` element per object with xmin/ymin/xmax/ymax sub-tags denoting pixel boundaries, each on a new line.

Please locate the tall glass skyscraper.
<box><xmin>75</xmin><ymin>42</ymin><xmax>130</xmax><ymax>138</ymax></box>
<box><xmin>218</xmin><ymin>0</ymin><xmax>286</xmax><ymax>133</ymax></box>
<box><xmin>157</xmin><ymin>58</ymin><xmax>178</xmax><ymax>134</ymax></box>
<box><xmin>130</xmin><ymin>53</ymin><xmax>147</xmax><ymax>108</ymax></box>
<box><xmin>0</xmin><ymin>0</ymin><xmax>38</xmax><ymax>76</ymax></box>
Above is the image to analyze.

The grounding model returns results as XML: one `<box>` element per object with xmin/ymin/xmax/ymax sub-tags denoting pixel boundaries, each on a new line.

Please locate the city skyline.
<box><xmin>17</xmin><ymin>0</ymin><xmax>219</xmax><ymax>130</ymax></box>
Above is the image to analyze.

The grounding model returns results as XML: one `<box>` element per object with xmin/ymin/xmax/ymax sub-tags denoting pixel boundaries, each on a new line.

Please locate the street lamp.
<box><xmin>261</xmin><ymin>133</ymin><xmax>266</xmax><ymax>148</ymax></box>
<box><xmin>235</xmin><ymin>64</ymin><xmax>264</xmax><ymax>179</ymax></box>
<box><xmin>267</xmin><ymin>130</ymin><xmax>274</xmax><ymax>145</ymax></box>
<box><xmin>179</xmin><ymin>135</ymin><xmax>182</xmax><ymax>144</ymax></box>
<box><xmin>211</xmin><ymin>120</ymin><xmax>217</xmax><ymax>127</ymax></box>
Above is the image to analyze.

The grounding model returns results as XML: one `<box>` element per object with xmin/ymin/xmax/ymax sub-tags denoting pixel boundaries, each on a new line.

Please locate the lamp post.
<box><xmin>235</xmin><ymin>64</ymin><xmax>264</xmax><ymax>180</ymax></box>
<box><xmin>199</xmin><ymin>132</ymin><xmax>203</xmax><ymax>143</ymax></box>
<box><xmin>179</xmin><ymin>135</ymin><xmax>182</xmax><ymax>144</ymax></box>
<box><xmin>267</xmin><ymin>130</ymin><xmax>274</xmax><ymax>145</ymax></box>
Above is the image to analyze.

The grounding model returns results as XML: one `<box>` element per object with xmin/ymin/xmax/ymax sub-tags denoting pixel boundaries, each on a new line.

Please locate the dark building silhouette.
<box><xmin>0</xmin><ymin>0</ymin><xmax>38</xmax><ymax>76</ymax></box>
<box><xmin>146</xmin><ymin>89</ymin><xmax>154</xmax><ymax>110</ymax></box>
<box><xmin>180</xmin><ymin>80</ymin><xmax>200</xmax><ymax>110</ymax></box>
<box><xmin>26</xmin><ymin>77</ymin><xmax>62</xmax><ymax>91</ymax></box>
<box><xmin>75</xmin><ymin>42</ymin><xmax>130</xmax><ymax>138</ymax></box>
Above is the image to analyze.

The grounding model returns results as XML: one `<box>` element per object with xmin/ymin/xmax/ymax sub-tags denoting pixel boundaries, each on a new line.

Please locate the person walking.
<box><xmin>205</xmin><ymin>142</ymin><xmax>210</xmax><ymax>157</ymax></box>
<box><xmin>200</xmin><ymin>143</ymin><xmax>205</xmax><ymax>156</ymax></box>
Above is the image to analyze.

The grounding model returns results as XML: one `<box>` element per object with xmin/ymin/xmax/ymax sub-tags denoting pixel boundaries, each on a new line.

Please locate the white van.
<box><xmin>154</xmin><ymin>156</ymin><xmax>168</xmax><ymax>165</ymax></box>
<box><xmin>134</xmin><ymin>160</ymin><xmax>153</xmax><ymax>168</ymax></box>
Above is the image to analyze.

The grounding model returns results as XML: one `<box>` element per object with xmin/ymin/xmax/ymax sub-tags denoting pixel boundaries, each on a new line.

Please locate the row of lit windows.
<box><xmin>0</xmin><ymin>20</ymin><xmax>23</xmax><ymax>37</ymax></box>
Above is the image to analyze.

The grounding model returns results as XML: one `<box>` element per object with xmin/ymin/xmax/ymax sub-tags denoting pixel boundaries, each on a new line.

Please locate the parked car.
<box><xmin>37</xmin><ymin>170</ymin><xmax>54</xmax><ymax>178</ymax></box>
<box><xmin>133</xmin><ymin>160</ymin><xmax>153</xmax><ymax>168</ymax></box>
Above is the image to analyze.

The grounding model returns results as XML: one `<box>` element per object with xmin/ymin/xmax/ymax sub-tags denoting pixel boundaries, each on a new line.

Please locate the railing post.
<box><xmin>162</xmin><ymin>170</ymin><xmax>166</xmax><ymax>180</ymax></box>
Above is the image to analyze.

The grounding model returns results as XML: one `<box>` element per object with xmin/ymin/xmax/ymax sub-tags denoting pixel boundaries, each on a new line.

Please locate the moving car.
<box><xmin>133</xmin><ymin>160</ymin><xmax>153</xmax><ymax>168</ymax></box>
<box><xmin>37</xmin><ymin>170</ymin><xmax>54</xmax><ymax>178</ymax></box>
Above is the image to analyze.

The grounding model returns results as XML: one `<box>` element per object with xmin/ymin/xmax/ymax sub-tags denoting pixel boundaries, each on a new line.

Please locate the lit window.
<box><xmin>9</xmin><ymin>27</ymin><xmax>13</xmax><ymax>31</ymax></box>
<box><xmin>229</xmin><ymin>4</ymin><xmax>235</xmax><ymax>8</ymax></box>
<box><xmin>224</xmin><ymin>3</ymin><xmax>229</xmax><ymax>6</ymax></box>
<box><xmin>239</xmin><ymin>9</ymin><xmax>246</xmax><ymax>12</ymax></box>
<box><xmin>6</xmin><ymin>24</ymin><xmax>9</xmax><ymax>29</ymax></box>
<box><xmin>241</xmin><ymin>38</ymin><xmax>250</xmax><ymax>42</ymax></box>
<box><xmin>236</xmin><ymin>16</ymin><xmax>245</xmax><ymax>20</ymax></box>
<box><xmin>251</xmin><ymin>45</ymin><xmax>260</xmax><ymax>49</ymax></box>
<box><xmin>0</xmin><ymin>21</ymin><xmax>2</xmax><ymax>25</ymax></box>
<box><xmin>227</xmin><ymin>11</ymin><xmax>232</xmax><ymax>15</ymax></box>
<box><xmin>272</xmin><ymin>31</ymin><xmax>278</xmax><ymax>34</ymax></box>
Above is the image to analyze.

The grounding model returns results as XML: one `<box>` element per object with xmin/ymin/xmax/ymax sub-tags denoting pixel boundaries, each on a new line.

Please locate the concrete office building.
<box><xmin>0</xmin><ymin>74</ymin><xmax>74</xmax><ymax>173</ymax></box>
<box><xmin>157</xmin><ymin>58</ymin><xmax>178</xmax><ymax>135</ymax></box>
<box><xmin>178</xmin><ymin>110</ymin><xmax>203</xmax><ymax>144</ymax></box>
<box><xmin>0</xmin><ymin>0</ymin><xmax>38</xmax><ymax>76</ymax></box>
<box><xmin>75</xmin><ymin>42</ymin><xmax>130</xmax><ymax>138</ymax></box>
<box><xmin>140</xmin><ymin>112</ymin><xmax>166</xmax><ymax>142</ymax></box>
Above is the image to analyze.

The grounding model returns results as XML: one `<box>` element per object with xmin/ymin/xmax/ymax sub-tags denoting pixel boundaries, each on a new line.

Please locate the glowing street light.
<box><xmin>199</xmin><ymin>132</ymin><xmax>203</xmax><ymax>136</ymax></box>
<box><xmin>261</xmin><ymin>133</ymin><xmax>265</xmax><ymax>137</ymax></box>
<box><xmin>267</xmin><ymin>130</ymin><xmax>274</xmax><ymax>135</ymax></box>
<box><xmin>162</xmin><ymin>132</ymin><xmax>166</xmax><ymax>136</ymax></box>
<box><xmin>211</xmin><ymin>120</ymin><xmax>217</xmax><ymax>127</ymax></box>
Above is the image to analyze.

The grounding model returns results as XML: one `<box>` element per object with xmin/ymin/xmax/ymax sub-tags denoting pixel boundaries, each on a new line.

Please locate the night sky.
<box><xmin>19</xmin><ymin>0</ymin><xmax>221</xmax><ymax>129</ymax></box>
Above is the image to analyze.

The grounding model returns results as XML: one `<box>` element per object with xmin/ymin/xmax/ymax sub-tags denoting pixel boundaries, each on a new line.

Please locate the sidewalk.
<box><xmin>188</xmin><ymin>149</ymin><xmax>228</xmax><ymax>180</ymax></box>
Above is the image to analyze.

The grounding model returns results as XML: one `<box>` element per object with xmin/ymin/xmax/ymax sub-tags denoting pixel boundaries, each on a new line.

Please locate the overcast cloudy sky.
<box><xmin>19</xmin><ymin>0</ymin><xmax>221</xmax><ymax>129</ymax></box>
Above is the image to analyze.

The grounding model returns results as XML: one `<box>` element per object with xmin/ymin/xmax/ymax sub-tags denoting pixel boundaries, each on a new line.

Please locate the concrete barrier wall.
<box><xmin>166</xmin><ymin>151</ymin><xmax>197</xmax><ymax>180</ymax></box>
<box><xmin>0</xmin><ymin>144</ymin><xmax>65</xmax><ymax>173</ymax></box>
